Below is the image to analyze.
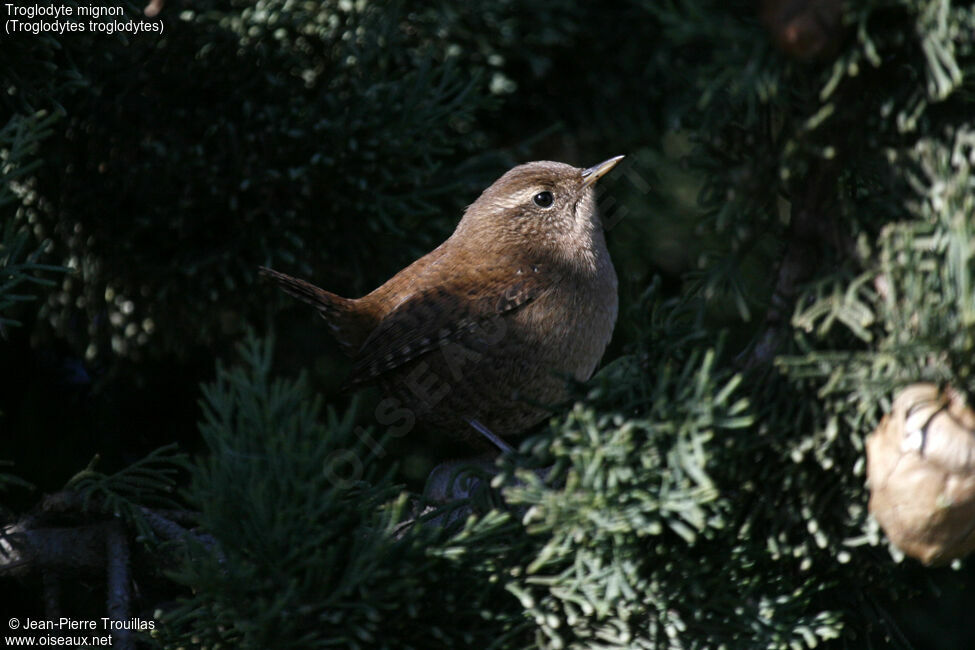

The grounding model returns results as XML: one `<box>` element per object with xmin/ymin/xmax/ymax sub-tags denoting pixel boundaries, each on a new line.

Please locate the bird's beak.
<box><xmin>581</xmin><ymin>155</ymin><xmax>625</xmax><ymax>189</ymax></box>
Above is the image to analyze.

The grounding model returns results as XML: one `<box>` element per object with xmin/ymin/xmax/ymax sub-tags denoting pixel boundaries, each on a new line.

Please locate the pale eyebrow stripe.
<box><xmin>494</xmin><ymin>186</ymin><xmax>547</xmax><ymax>210</ymax></box>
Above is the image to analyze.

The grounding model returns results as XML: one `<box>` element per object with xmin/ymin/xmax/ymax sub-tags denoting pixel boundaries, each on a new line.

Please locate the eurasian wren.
<box><xmin>261</xmin><ymin>156</ymin><xmax>622</xmax><ymax>450</ymax></box>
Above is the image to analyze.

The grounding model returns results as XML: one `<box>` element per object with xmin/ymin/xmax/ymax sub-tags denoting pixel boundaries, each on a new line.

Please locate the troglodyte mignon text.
<box><xmin>260</xmin><ymin>156</ymin><xmax>623</xmax><ymax>451</ymax></box>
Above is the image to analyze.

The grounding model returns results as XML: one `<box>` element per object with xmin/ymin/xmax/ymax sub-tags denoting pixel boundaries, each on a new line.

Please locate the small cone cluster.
<box><xmin>867</xmin><ymin>383</ymin><xmax>975</xmax><ymax>565</ymax></box>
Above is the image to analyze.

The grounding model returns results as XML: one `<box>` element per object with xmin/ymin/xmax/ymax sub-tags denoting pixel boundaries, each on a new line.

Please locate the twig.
<box><xmin>741</xmin><ymin>162</ymin><xmax>841</xmax><ymax>368</ymax></box>
<box><xmin>105</xmin><ymin>521</ymin><xmax>133</xmax><ymax>650</ymax></box>
<box><xmin>42</xmin><ymin>571</ymin><xmax>61</xmax><ymax>619</ymax></box>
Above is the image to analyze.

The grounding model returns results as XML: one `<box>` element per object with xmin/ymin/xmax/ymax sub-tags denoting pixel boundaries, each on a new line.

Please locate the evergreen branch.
<box><xmin>66</xmin><ymin>444</ymin><xmax>188</xmax><ymax>543</ymax></box>
<box><xmin>0</xmin><ymin>460</ymin><xmax>34</xmax><ymax>493</ymax></box>
<box><xmin>0</xmin><ymin>110</ymin><xmax>66</xmax><ymax>329</ymax></box>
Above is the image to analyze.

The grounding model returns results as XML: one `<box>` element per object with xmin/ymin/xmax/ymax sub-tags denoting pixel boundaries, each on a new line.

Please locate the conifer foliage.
<box><xmin>3</xmin><ymin>1</ymin><xmax>975</xmax><ymax>648</ymax></box>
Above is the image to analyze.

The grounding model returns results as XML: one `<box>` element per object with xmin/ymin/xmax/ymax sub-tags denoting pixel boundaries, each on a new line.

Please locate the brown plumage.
<box><xmin>261</xmin><ymin>157</ymin><xmax>622</xmax><ymax>447</ymax></box>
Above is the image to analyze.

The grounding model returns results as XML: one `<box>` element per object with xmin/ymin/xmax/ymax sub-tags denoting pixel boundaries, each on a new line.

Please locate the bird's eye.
<box><xmin>533</xmin><ymin>191</ymin><xmax>554</xmax><ymax>208</ymax></box>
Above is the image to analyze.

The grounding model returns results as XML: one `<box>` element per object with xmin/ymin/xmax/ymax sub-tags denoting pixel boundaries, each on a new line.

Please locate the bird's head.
<box><xmin>453</xmin><ymin>156</ymin><xmax>624</xmax><ymax>267</ymax></box>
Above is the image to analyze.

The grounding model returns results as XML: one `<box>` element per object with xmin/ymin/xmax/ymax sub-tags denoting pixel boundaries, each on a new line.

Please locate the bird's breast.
<box><xmin>515</xmin><ymin>262</ymin><xmax>617</xmax><ymax>382</ymax></box>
